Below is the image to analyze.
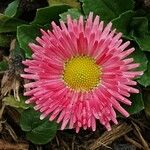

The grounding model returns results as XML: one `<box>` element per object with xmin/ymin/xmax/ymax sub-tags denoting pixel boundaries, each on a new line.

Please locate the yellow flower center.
<box><xmin>63</xmin><ymin>56</ymin><xmax>101</xmax><ymax>92</ymax></box>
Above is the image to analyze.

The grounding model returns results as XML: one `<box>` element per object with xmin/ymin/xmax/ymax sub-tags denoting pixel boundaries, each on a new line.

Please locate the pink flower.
<box><xmin>21</xmin><ymin>13</ymin><xmax>143</xmax><ymax>132</ymax></box>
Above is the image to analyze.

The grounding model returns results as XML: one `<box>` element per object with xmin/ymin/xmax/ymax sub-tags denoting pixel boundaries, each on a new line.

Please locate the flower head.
<box><xmin>21</xmin><ymin>13</ymin><xmax>143</xmax><ymax>132</ymax></box>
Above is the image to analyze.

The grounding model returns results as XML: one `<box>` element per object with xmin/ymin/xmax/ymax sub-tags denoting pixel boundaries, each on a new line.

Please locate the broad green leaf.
<box><xmin>17</xmin><ymin>24</ymin><xmax>40</xmax><ymax>58</ymax></box>
<box><xmin>130</xmin><ymin>17</ymin><xmax>148</xmax><ymax>37</ymax></box>
<box><xmin>4</xmin><ymin>0</ymin><xmax>20</xmax><ymax>17</ymax></box>
<box><xmin>60</xmin><ymin>8</ymin><xmax>83</xmax><ymax>22</ymax></box>
<box><xmin>137</xmin><ymin>60</ymin><xmax>150</xmax><ymax>87</ymax></box>
<box><xmin>3</xmin><ymin>96</ymin><xmax>29</xmax><ymax>110</ymax></box>
<box><xmin>131</xmin><ymin>17</ymin><xmax>150</xmax><ymax>51</ymax></box>
<box><xmin>31</xmin><ymin>5</ymin><xmax>71</xmax><ymax>26</ymax></box>
<box><xmin>80</xmin><ymin>0</ymin><xmax>135</xmax><ymax>22</ymax></box>
<box><xmin>0</xmin><ymin>60</ymin><xmax>8</xmax><ymax>71</ymax></box>
<box><xmin>20</xmin><ymin>108</ymin><xmax>41</xmax><ymax>132</ymax></box>
<box><xmin>132</xmin><ymin>33</ymin><xmax>150</xmax><ymax>51</ymax></box>
<box><xmin>48</xmin><ymin>0</ymin><xmax>80</xmax><ymax>8</ymax></box>
<box><xmin>134</xmin><ymin>9</ymin><xmax>146</xmax><ymax>17</ymax></box>
<box><xmin>130</xmin><ymin>47</ymin><xmax>148</xmax><ymax>73</ymax></box>
<box><xmin>0</xmin><ymin>13</ymin><xmax>26</xmax><ymax>33</ymax></box>
<box><xmin>134</xmin><ymin>10</ymin><xmax>150</xmax><ymax>29</ymax></box>
<box><xmin>26</xmin><ymin>120</ymin><xmax>57</xmax><ymax>144</ymax></box>
<box><xmin>0</xmin><ymin>34</ymin><xmax>11</xmax><ymax>47</ymax></box>
<box><xmin>20</xmin><ymin>108</ymin><xmax>57</xmax><ymax>144</ymax></box>
<box><xmin>127</xmin><ymin>92</ymin><xmax>144</xmax><ymax>114</ymax></box>
<box><xmin>130</xmin><ymin>47</ymin><xmax>148</xmax><ymax>86</ymax></box>
<box><xmin>112</xmin><ymin>10</ymin><xmax>134</xmax><ymax>40</ymax></box>
<box><xmin>17</xmin><ymin>5</ymin><xmax>71</xmax><ymax>58</ymax></box>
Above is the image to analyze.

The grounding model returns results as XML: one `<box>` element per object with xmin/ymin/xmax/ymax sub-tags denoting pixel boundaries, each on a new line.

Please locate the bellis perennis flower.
<box><xmin>21</xmin><ymin>13</ymin><xmax>143</xmax><ymax>132</ymax></box>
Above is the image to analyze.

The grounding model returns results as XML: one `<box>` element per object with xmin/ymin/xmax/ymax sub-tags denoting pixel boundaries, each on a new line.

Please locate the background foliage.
<box><xmin>0</xmin><ymin>0</ymin><xmax>150</xmax><ymax>145</ymax></box>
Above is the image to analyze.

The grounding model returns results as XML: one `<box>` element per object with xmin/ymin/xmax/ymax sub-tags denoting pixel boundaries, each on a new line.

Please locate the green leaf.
<box><xmin>26</xmin><ymin>121</ymin><xmax>57</xmax><ymax>144</ymax></box>
<box><xmin>130</xmin><ymin>47</ymin><xmax>148</xmax><ymax>73</ymax></box>
<box><xmin>20</xmin><ymin>108</ymin><xmax>57</xmax><ymax>144</ymax></box>
<box><xmin>0</xmin><ymin>60</ymin><xmax>8</xmax><ymax>71</ymax></box>
<box><xmin>17</xmin><ymin>5</ymin><xmax>71</xmax><ymax>58</ymax></box>
<box><xmin>4</xmin><ymin>0</ymin><xmax>20</xmax><ymax>17</ymax></box>
<box><xmin>130</xmin><ymin>17</ymin><xmax>150</xmax><ymax>51</ymax></box>
<box><xmin>0</xmin><ymin>13</ymin><xmax>26</xmax><ymax>33</ymax></box>
<box><xmin>20</xmin><ymin>108</ymin><xmax>42</xmax><ymax>132</ymax></box>
<box><xmin>17</xmin><ymin>24</ymin><xmax>40</xmax><ymax>58</ymax></box>
<box><xmin>80</xmin><ymin>0</ymin><xmax>135</xmax><ymax>22</ymax></box>
<box><xmin>112</xmin><ymin>10</ymin><xmax>134</xmax><ymax>39</ymax></box>
<box><xmin>130</xmin><ymin>17</ymin><xmax>148</xmax><ymax>37</ymax></box>
<box><xmin>0</xmin><ymin>34</ymin><xmax>11</xmax><ymax>47</ymax></box>
<box><xmin>129</xmin><ymin>47</ymin><xmax>148</xmax><ymax>86</ymax></box>
<box><xmin>134</xmin><ymin>9</ymin><xmax>146</xmax><ymax>17</ymax></box>
<box><xmin>126</xmin><ymin>92</ymin><xmax>144</xmax><ymax>114</ymax></box>
<box><xmin>132</xmin><ymin>33</ymin><xmax>150</xmax><ymax>51</ymax></box>
<box><xmin>60</xmin><ymin>8</ymin><xmax>83</xmax><ymax>22</ymax></box>
<box><xmin>3</xmin><ymin>96</ymin><xmax>29</xmax><ymax>110</ymax></box>
<box><xmin>31</xmin><ymin>5</ymin><xmax>71</xmax><ymax>26</ymax></box>
<box><xmin>137</xmin><ymin>60</ymin><xmax>150</xmax><ymax>87</ymax></box>
<box><xmin>48</xmin><ymin>0</ymin><xmax>80</xmax><ymax>8</ymax></box>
